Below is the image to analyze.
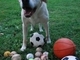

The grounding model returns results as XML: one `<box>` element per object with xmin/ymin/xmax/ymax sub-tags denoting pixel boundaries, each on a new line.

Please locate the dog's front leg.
<box><xmin>20</xmin><ymin>22</ymin><xmax>28</xmax><ymax>51</ymax></box>
<box><xmin>39</xmin><ymin>23</ymin><xmax>43</xmax><ymax>32</ymax></box>
<box><xmin>30</xmin><ymin>24</ymin><xmax>34</xmax><ymax>31</ymax></box>
<box><xmin>42</xmin><ymin>22</ymin><xmax>51</xmax><ymax>43</ymax></box>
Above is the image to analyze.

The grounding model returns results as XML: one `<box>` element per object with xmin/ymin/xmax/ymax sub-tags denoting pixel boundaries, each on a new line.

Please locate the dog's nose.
<box><xmin>22</xmin><ymin>0</ymin><xmax>32</xmax><ymax>9</ymax></box>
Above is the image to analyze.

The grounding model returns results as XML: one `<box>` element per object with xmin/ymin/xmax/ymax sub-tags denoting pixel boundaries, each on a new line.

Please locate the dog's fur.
<box><xmin>18</xmin><ymin>0</ymin><xmax>51</xmax><ymax>51</ymax></box>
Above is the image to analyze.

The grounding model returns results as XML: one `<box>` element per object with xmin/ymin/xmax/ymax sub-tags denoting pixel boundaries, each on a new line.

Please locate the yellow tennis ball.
<box><xmin>4</xmin><ymin>51</ymin><xmax>11</xmax><ymax>57</ymax></box>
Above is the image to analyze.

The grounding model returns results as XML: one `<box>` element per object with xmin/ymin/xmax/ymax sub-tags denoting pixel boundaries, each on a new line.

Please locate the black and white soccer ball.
<box><xmin>61</xmin><ymin>56</ymin><xmax>79</xmax><ymax>60</ymax></box>
<box><xmin>30</xmin><ymin>32</ymin><xmax>45</xmax><ymax>47</ymax></box>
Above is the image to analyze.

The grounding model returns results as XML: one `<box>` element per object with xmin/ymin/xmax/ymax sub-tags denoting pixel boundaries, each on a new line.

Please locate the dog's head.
<box><xmin>19</xmin><ymin>0</ymin><xmax>44</xmax><ymax>17</ymax></box>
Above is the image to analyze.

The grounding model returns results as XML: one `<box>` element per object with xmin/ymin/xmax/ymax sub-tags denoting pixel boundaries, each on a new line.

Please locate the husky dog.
<box><xmin>18</xmin><ymin>0</ymin><xmax>51</xmax><ymax>51</ymax></box>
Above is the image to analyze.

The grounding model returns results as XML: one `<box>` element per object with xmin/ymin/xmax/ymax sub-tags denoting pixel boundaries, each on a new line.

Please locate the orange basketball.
<box><xmin>53</xmin><ymin>38</ymin><xmax>76</xmax><ymax>59</ymax></box>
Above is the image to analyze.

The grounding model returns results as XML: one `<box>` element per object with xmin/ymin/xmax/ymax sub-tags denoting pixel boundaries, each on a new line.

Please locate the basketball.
<box><xmin>53</xmin><ymin>38</ymin><xmax>76</xmax><ymax>59</ymax></box>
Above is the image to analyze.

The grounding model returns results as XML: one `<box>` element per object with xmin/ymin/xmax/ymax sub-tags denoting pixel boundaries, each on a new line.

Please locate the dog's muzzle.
<box><xmin>24</xmin><ymin>7</ymin><xmax>37</xmax><ymax>17</ymax></box>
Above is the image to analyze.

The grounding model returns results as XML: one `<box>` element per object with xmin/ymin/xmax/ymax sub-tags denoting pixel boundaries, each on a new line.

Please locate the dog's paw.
<box><xmin>39</xmin><ymin>24</ymin><xmax>43</xmax><ymax>32</ymax></box>
<box><xmin>30</xmin><ymin>25</ymin><xmax>34</xmax><ymax>31</ymax></box>
<box><xmin>20</xmin><ymin>45</ymin><xmax>26</xmax><ymax>51</ymax></box>
<box><xmin>30</xmin><ymin>28</ymin><xmax>33</xmax><ymax>32</ymax></box>
<box><xmin>45</xmin><ymin>37</ymin><xmax>51</xmax><ymax>43</ymax></box>
<box><xmin>39</xmin><ymin>28</ymin><xmax>43</xmax><ymax>32</ymax></box>
<box><xmin>47</xmin><ymin>39</ymin><xmax>51</xmax><ymax>43</ymax></box>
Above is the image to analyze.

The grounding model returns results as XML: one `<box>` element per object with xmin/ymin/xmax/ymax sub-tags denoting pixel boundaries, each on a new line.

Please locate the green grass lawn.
<box><xmin>0</xmin><ymin>0</ymin><xmax>80</xmax><ymax>60</ymax></box>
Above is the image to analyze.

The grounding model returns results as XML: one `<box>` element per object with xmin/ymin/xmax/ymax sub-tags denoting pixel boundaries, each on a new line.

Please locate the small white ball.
<box><xmin>43</xmin><ymin>52</ymin><xmax>48</xmax><ymax>56</ymax></box>
<box><xmin>36</xmin><ymin>47</ymin><xmax>42</xmax><ymax>52</ymax></box>
<box><xmin>10</xmin><ymin>51</ymin><xmax>17</xmax><ymax>56</ymax></box>
<box><xmin>11</xmin><ymin>54</ymin><xmax>21</xmax><ymax>60</ymax></box>
<box><xmin>26</xmin><ymin>53</ymin><xmax>34</xmax><ymax>59</ymax></box>
<box><xmin>35</xmin><ymin>52</ymin><xmax>42</xmax><ymax>57</ymax></box>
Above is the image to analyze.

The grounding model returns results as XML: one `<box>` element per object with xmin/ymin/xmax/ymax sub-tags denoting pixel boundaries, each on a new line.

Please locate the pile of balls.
<box><xmin>4</xmin><ymin>48</ymin><xmax>49</xmax><ymax>60</ymax></box>
<box><xmin>26</xmin><ymin>47</ymin><xmax>49</xmax><ymax>60</ymax></box>
<box><xmin>4</xmin><ymin>32</ymin><xmax>79</xmax><ymax>60</ymax></box>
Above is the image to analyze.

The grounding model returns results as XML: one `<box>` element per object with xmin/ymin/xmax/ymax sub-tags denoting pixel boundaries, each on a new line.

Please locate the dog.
<box><xmin>18</xmin><ymin>0</ymin><xmax>51</xmax><ymax>51</ymax></box>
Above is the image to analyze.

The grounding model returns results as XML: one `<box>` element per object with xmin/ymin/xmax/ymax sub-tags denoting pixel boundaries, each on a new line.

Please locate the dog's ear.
<box><xmin>42</xmin><ymin>0</ymin><xmax>47</xmax><ymax>3</ymax></box>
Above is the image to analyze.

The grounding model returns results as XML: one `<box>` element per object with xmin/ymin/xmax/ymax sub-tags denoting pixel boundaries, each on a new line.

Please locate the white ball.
<box><xmin>61</xmin><ymin>56</ymin><xmax>79</xmax><ymax>60</ymax></box>
<box><xmin>30</xmin><ymin>32</ymin><xmax>45</xmax><ymax>47</ymax></box>
<box><xmin>10</xmin><ymin>51</ymin><xmax>17</xmax><ymax>56</ymax></box>
<box><xmin>11</xmin><ymin>54</ymin><xmax>21</xmax><ymax>60</ymax></box>
<box><xmin>26</xmin><ymin>53</ymin><xmax>34</xmax><ymax>59</ymax></box>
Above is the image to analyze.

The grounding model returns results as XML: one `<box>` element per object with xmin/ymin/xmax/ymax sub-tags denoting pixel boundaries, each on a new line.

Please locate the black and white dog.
<box><xmin>18</xmin><ymin>0</ymin><xmax>51</xmax><ymax>51</ymax></box>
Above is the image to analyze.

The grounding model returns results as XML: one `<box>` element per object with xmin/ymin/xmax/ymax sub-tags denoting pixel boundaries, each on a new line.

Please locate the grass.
<box><xmin>0</xmin><ymin>0</ymin><xmax>80</xmax><ymax>60</ymax></box>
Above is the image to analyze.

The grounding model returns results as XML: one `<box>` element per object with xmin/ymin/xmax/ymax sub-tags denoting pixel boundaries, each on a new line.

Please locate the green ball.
<box><xmin>29</xmin><ymin>58</ymin><xmax>34</xmax><ymax>60</ymax></box>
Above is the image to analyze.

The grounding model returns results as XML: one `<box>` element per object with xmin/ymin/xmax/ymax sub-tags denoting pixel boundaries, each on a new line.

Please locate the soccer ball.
<box><xmin>61</xmin><ymin>56</ymin><xmax>79</xmax><ymax>60</ymax></box>
<box><xmin>30</xmin><ymin>32</ymin><xmax>45</xmax><ymax>47</ymax></box>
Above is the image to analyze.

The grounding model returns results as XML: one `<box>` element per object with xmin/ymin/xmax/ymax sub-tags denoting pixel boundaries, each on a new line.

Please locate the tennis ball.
<box><xmin>4</xmin><ymin>51</ymin><xmax>11</xmax><ymax>57</ymax></box>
